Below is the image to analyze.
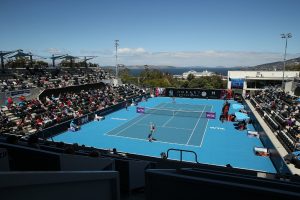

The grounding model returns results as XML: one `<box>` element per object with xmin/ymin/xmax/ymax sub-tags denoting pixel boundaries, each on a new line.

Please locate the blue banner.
<box><xmin>231</xmin><ymin>79</ymin><xmax>244</xmax><ymax>89</ymax></box>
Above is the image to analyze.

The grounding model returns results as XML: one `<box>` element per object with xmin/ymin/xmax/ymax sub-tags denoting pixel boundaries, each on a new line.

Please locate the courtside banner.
<box><xmin>206</xmin><ymin>112</ymin><xmax>216</xmax><ymax>119</ymax></box>
<box><xmin>165</xmin><ymin>88</ymin><xmax>225</xmax><ymax>99</ymax></box>
<box><xmin>137</xmin><ymin>107</ymin><xmax>145</xmax><ymax>113</ymax></box>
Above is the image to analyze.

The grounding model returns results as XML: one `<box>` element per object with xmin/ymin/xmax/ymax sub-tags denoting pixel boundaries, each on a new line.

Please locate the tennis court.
<box><xmin>105</xmin><ymin>102</ymin><xmax>213</xmax><ymax>146</ymax></box>
<box><xmin>53</xmin><ymin>97</ymin><xmax>276</xmax><ymax>173</ymax></box>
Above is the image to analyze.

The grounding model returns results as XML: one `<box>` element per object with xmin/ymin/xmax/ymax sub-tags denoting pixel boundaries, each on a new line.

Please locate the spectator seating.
<box><xmin>0</xmin><ymin>83</ymin><xmax>145</xmax><ymax>137</ymax></box>
<box><xmin>277</xmin><ymin>131</ymin><xmax>295</xmax><ymax>153</ymax></box>
<box><xmin>264</xmin><ymin>115</ymin><xmax>281</xmax><ymax>132</ymax></box>
<box><xmin>253</xmin><ymin>87</ymin><xmax>300</xmax><ymax>154</ymax></box>
<box><xmin>0</xmin><ymin>67</ymin><xmax>112</xmax><ymax>92</ymax></box>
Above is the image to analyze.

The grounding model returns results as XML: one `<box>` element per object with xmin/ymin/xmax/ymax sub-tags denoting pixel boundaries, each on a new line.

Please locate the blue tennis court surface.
<box><xmin>53</xmin><ymin>97</ymin><xmax>276</xmax><ymax>173</ymax></box>
<box><xmin>106</xmin><ymin>102</ymin><xmax>212</xmax><ymax>147</ymax></box>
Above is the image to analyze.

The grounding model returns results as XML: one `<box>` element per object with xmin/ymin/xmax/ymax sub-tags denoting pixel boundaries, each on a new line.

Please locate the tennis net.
<box><xmin>142</xmin><ymin>107</ymin><xmax>206</xmax><ymax>118</ymax></box>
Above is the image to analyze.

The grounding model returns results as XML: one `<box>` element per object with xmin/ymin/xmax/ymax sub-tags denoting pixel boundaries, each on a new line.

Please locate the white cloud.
<box><xmin>80</xmin><ymin>49</ymin><xmax>112</xmax><ymax>56</ymax></box>
<box><xmin>44</xmin><ymin>48</ymin><xmax>62</xmax><ymax>54</ymax></box>
<box><xmin>43</xmin><ymin>48</ymin><xmax>72</xmax><ymax>56</ymax></box>
<box><xmin>118</xmin><ymin>48</ymin><xmax>146</xmax><ymax>55</ymax></box>
<box><xmin>105</xmin><ymin>49</ymin><xmax>300</xmax><ymax>67</ymax></box>
<box><xmin>44</xmin><ymin>47</ymin><xmax>300</xmax><ymax>67</ymax></box>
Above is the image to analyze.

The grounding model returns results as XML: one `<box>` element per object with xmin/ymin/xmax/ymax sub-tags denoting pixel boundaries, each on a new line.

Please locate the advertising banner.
<box><xmin>136</xmin><ymin>107</ymin><xmax>145</xmax><ymax>113</ymax></box>
<box><xmin>206</xmin><ymin>112</ymin><xmax>216</xmax><ymax>119</ymax></box>
<box><xmin>165</xmin><ymin>88</ymin><xmax>225</xmax><ymax>99</ymax></box>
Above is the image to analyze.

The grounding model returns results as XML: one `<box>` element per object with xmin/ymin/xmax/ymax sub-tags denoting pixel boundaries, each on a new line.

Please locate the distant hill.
<box><xmin>102</xmin><ymin>57</ymin><xmax>300</xmax><ymax>71</ymax></box>
<box><xmin>247</xmin><ymin>57</ymin><xmax>300</xmax><ymax>71</ymax></box>
<box><xmin>102</xmin><ymin>65</ymin><xmax>178</xmax><ymax>69</ymax></box>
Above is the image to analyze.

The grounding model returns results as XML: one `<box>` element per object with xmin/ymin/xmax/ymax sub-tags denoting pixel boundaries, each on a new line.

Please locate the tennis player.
<box><xmin>172</xmin><ymin>97</ymin><xmax>176</xmax><ymax>103</ymax></box>
<box><xmin>148</xmin><ymin>122</ymin><xmax>156</xmax><ymax>142</ymax></box>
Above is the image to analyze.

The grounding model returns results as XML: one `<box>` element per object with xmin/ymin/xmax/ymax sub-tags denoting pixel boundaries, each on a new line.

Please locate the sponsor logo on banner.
<box><xmin>206</xmin><ymin>112</ymin><xmax>216</xmax><ymax>119</ymax></box>
<box><xmin>209</xmin><ymin>126</ymin><xmax>225</xmax><ymax>130</ymax></box>
<box><xmin>136</xmin><ymin>107</ymin><xmax>145</xmax><ymax>113</ymax></box>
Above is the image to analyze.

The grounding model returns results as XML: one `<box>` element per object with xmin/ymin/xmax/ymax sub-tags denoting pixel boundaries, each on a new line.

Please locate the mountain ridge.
<box><xmin>101</xmin><ymin>56</ymin><xmax>300</xmax><ymax>70</ymax></box>
<box><xmin>247</xmin><ymin>57</ymin><xmax>300</xmax><ymax>71</ymax></box>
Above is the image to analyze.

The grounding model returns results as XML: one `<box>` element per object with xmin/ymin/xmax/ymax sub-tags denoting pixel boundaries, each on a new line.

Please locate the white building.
<box><xmin>181</xmin><ymin>70</ymin><xmax>215</xmax><ymax>79</ymax></box>
<box><xmin>227</xmin><ymin>71</ymin><xmax>300</xmax><ymax>95</ymax></box>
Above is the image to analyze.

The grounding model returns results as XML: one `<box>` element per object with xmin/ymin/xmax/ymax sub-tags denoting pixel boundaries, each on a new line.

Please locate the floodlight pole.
<box><xmin>281</xmin><ymin>33</ymin><xmax>292</xmax><ymax>91</ymax></box>
<box><xmin>0</xmin><ymin>55</ymin><xmax>4</xmax><ymax>72</ymax></box>
<box><xmin>115</xmin><ymin>40</ymin><xmax>119</xmax><ymax>79</ymax></box>
<box><xmin>52</xmin><ymin>54</ymin><xmax>55</xmax><ymax>67</ymax></box>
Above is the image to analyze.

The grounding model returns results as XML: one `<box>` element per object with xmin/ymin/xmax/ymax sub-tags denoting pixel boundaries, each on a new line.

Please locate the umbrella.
<box><xmin>235</xmin><ymin>112</ymin><xmax>250</xmax><ymax>121</ymax></box>
<box><xmin>232</xmin><ymin>104</ymin><xmax>244</xmax><ymax>110</ymax></box>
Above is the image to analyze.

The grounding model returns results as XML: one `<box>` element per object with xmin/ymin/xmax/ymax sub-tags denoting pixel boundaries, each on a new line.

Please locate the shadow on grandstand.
<box><xmin>1</xmin><ymin>135</ymin><xmax>300</xmax><ymax>200</ymax></box>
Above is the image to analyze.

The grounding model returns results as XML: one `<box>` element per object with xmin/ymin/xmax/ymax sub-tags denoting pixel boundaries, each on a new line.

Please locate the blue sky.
<box><xmin>1</xmin><ymin>0</ymin><xmax>300</xmax><ymax>67</ymax></box>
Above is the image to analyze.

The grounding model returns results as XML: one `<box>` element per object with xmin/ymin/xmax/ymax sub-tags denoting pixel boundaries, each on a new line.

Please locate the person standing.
<box><xmin>148</xmin><ymin>122</ymin><xmax>156</xmax><ymax>142</ymax></box>
<box><xmin>171</xmin><ymin>96</ymin><xmax>176</xmax><ymax>104</ymax></box>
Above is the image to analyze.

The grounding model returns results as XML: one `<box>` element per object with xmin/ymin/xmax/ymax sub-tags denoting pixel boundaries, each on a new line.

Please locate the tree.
<box><xmin>6</xmin><ymin>57</ymin><xmax>28</xmax><ymax>69</ymax></box>
<box><xmin>188</xmin><ymin>79</ymin><xmax>201</xmax><ymax>88</ymax></box>
<box><xmin>120</xmin><ymin>68</ymin><xmax>139</xmax><ymax>85</ymax></box>
<box><xmin>180</xmin><ymin>80</ymin><xmax>189</xmax><ymax>88</ymax></box>
<box><xmin>119</xmin><ymin>67</ymin><xmax>131</xmax><ymax>78</ymax></box>
<box><xmin>187</xmin><ymin>73</ymin><xmax>195</xmax><ymax>81</ymax></box>
<box><xmin>287</xmin><ymin>63</ymin><xmax>300</xmax><ymax>71</ymax></box>
<box><xmin>60</xmin><ymin>60</ymin><xmax>70</xmax><ymax>67</ymax></box>
<box><xmin>119</xmin><ymin>67</ymin><xmax>226</xmax><ymax>89</ymax></box>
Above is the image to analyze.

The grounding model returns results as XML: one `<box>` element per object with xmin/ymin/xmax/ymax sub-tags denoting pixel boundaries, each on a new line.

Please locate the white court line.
<box><xmin>136</xmin><ymin>123</ymin><xmax>193</xmax><ymax>131</ymax></box>
<box><xmin>104</xmin><ymin>112</ymin><xmax>150</xmax><ymax>136</ymax></box>
<box><xmin>113</xmin><ymin>113</ymin><xmax>151</xmax><ymax>136</ymax></box>
<box><xmin>111</xmin><ymin>117</ymin><xmax>128</xmax><ymax>120</ymax></box>
<box><xmin>156</xmin><ymin>102</ymin><xmax>168</xmax><ymax>108</ymax></box>
<box><xmin>186</xmin><ymin>105</ymin><xmax>207</xmax><ymax>145</ymax></box>
<box><xmin>162</xmin><ymin>115</ymin><xmax>175</xmax><ymax>127</ymax></box>
<box><xmin>105</xmin><ymin>133</ymin><xmax>201</xmax><ymax>148</ymax></box>
<box><xmin>199</xmin><ymin>105</ymin><xmax>213</xmax><ymax>147</ymax></box>
<box><xmin>112</xmin><ymin>102</ymin><xmax>168</xmax><ymax>136</ymax></box>
<box><xmin>161</xmin><ymin>107</ymin><xmax>183</xmax><ymax>127</ymax></box>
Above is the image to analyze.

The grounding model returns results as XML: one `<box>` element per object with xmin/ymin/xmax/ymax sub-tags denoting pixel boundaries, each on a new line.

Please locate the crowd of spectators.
<box><xmin>0</xmin><ymin>84</ymin><xmax>145</xmax><ymax>136</ymax></box>
<box><xmin>0</xmin><ymin>67</ymin><xmax>111</xmax><ymax>92</ymax></box>
<box><xmin>0</xmin><ymin>98</ymin><xmax>45</xmax><ymax>135</ymax></box>
<box><xmin>1</xmin><ymin>79</ymin><xmax>32</xmax><ymax>92</ymax></box>
<box><xmin>252</xmin><ymin>86</ymin><xmax>300</xmax><ymax>151</ymax></box>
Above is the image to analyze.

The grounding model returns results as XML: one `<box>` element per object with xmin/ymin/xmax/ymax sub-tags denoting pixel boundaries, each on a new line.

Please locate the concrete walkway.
<box><xmin>245</xmin><ymin>99</ymin><xmax>300</xmax><ymax>175</ymax></box>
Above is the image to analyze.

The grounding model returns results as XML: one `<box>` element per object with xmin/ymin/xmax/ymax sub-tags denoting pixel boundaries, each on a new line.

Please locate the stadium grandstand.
<box><xmin>1</xmin><ymin>53</ymin><xmax>300</xmax><ymax>200</ymax></box>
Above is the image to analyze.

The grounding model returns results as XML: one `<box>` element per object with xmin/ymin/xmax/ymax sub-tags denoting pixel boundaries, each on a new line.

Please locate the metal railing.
<box><xmin>166</xmin><ymin>148</ymin><xmax>199</xmax><ymax>163</ymax></box>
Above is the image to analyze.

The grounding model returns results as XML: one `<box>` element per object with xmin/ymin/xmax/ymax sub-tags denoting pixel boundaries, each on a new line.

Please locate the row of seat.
<box><xmin>250</xmin><ymin>98</ymin><xmax>294</xmax><ymax>153</ymax></box>
<box><xmin>277</xmin><ymin>130</ymin><xmax>295</xmax><ymax>153</ymax></box>
<box><xmin>264</xmin><ymin>114</ymin><xmax>281</xmax><ymax>132</ymax></box>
